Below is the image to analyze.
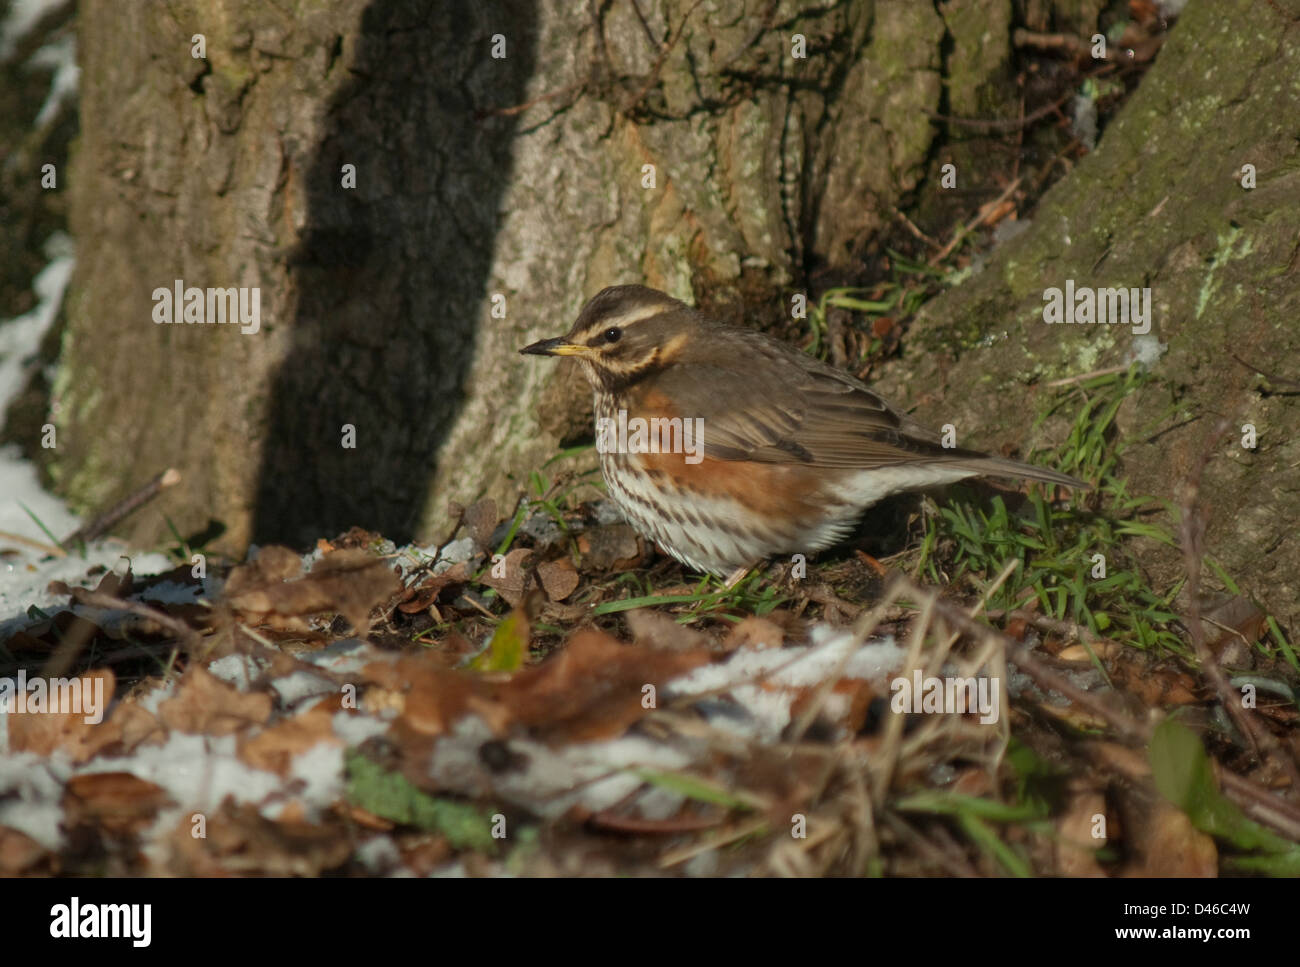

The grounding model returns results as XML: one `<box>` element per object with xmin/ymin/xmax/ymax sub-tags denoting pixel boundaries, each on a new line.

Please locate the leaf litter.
<box><xmin>0</xmin><ymin>491</ymin><xmax>1297</xmax><ymax>877</ymax></box>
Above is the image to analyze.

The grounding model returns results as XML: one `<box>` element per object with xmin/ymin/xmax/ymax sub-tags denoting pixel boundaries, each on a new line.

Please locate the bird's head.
<box><xmin>520</xmin><ymin>285</ymin><xmax>695</xmax><ymax>391</ymax></box>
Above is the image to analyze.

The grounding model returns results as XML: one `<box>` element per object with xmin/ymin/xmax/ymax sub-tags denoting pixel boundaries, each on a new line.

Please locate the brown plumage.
<box><xmin>522</xmin><ymin>285</ymin><xmax>1087</xmax><ymax>577</ymax></box>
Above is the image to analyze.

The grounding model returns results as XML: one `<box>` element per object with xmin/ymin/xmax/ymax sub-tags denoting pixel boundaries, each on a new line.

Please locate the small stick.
<box><xmin>0</xmin><ymin>529</ymin><xmax>66</xmax><ymax>557</ymax></box>
<box><xmin>36</xmin><ymin>586</ymin><xmax>200</xmax><ymax>680</ymax></box>
<box><xmin>1044</xmin><ymin>364</ymin><xmax>1130</xmax><ymax>388</ymax></box>
<box><xmin>621</xmin><ymin>0</ymin><xmax>707</xmax><ymax>115</ymax></box>
<box><xmin>1011</xmin><ymin>29</ymin><xmax>1089</xmax><ymax>56</ymax></box>
<box><xmin>928</xmin><ymin>177</ymin><xmax>1021</xmax><ymax>266</ymax></box>
<box><xmin>890</xmin><ymin>206</ymin><xmax>940</xmax><ymax>250</ymax></box>
<box><xmin>61</xmin><ymin>467</ymin><xmax>180</xmax><ymax>547</ymax></box>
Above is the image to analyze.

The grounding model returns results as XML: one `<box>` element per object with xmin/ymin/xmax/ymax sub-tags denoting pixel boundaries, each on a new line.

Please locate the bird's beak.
<box><xmin>519</xmin><ymin>336</ymin><xmax>591</xmax><ymax>357</ymax></box>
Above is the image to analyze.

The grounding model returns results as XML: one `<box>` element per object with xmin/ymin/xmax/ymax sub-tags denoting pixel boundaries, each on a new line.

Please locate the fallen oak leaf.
<box><xmin>63</xmin><ymin>772</ymin><xmax>173</xmax><ymax>835</ymax></box>
<box><xmin>6</xmin><ymin>668</ymin><xmax>118</xmax><ymax>762</ymax></box>
<box><xmin>478</xmin><ymin>547</ymin><xmax>534</xmax><ymax>608</ymax></box>
<box><xmin>158</xmin><ymin>665</ymin><xmax>272</xmax><ymax>735</ymax></box>
<box><xmin>536</xmin><ymin>558</ymin><xmax>579</xmax><ymax>602</ymax></box>
<box><xmin>486</xmin><ymin>628</ymin><xmax>712</xmax><ymax>742</ymax></box>
<box><xmin>223</xmin><ymin>547</ymin><xmax>400</xmax><ymax>637</ymax></box>
<box><xmin>238</xmin><ymin>698</ymin><xmax>341</xmax><ymax>776</ymax></box>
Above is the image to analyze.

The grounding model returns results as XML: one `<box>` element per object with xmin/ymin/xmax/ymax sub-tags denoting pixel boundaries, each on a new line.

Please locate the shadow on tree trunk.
<box><xmin>252</xmin><ymin>0</ymin><xmax>538</xmax><ymax>546</ymax></box>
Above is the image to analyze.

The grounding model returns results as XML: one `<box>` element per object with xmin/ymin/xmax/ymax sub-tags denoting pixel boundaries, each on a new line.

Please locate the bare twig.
<box><xmin>61</xmin><ymin>468</ymin><xmax>180</xmax><ymax>547</ymax></box>
<box><xmin>0</xmin><ymin>529</ymin><xmax>66</xmax><ymax>557</ymax></box>
<box><xmin>1044</xmin><ymin>364</ymin><xmax>1131</xmax><ymax>388</ymax></box>
<box><xmin>37</xmin><ymin>587</ymin><xmax>202</xmax><ymax>679</ymax></box>
<box><xmin>928</xmin><ymin>177</ymin><xmax>1021</xmax><ymax>266</ymax></box>
<box><xmin>621</xmin><ymin>0</ymin><xmax>706</xmax><ymax>115</ymax></box>
<box><xmin>1228</xmin><ymin>351</ymin><xmax>1300</xmax><ymax>390</ymax></box>
<box><xmin>890</xmin><ymin>206</ymin><xmax>940</xmax><ymax>250</ymax></box>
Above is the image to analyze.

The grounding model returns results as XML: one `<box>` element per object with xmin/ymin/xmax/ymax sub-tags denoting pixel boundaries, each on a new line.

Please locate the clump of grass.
<box><xmin>592</xmin><ymin>567</ymin><xmax>788</xmax><ymax>624</ymax></box>
<box><xmin>917</xmin><ymin>366</ymin><xmax>1188</xmax><ymax>654</ymax></box>
<box><xmin>915</xmin><ymin>366</ymin><xmax>1296</xmax><ymax>666</ymax></box>
<box><xmin>804</xmin><ymin>252</ymin><xmax>944</xmax><ymax>365</ymax></box>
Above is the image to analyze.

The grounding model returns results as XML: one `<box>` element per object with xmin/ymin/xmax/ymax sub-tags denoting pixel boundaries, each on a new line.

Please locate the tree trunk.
<box><xmin>870</xmin><ymin>0</ymin><xmax>1300</xmax><ymax>631</ymax></box>
<box><xmin>55</xmin><ymin>0</ymin><xmax>1018</xmax><ymax>551</ymax></box>
<box><xmin>55</xmin><ymin>0</ymin><xmax>1103</xmax><ymax>554</ymax></box>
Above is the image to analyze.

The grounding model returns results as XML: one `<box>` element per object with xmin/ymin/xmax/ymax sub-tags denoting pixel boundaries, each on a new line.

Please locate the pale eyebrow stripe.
<box><xmin>599</xmin><ymin>302</ymin><xmax>672</xmax><ymax>330</ymax></box>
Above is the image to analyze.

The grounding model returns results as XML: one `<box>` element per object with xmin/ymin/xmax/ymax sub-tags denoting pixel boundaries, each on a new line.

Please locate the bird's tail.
<box><xmin>951</xmin><ymin>456</ymin><xmax>1090</xmax><ymax>491</ymax></box>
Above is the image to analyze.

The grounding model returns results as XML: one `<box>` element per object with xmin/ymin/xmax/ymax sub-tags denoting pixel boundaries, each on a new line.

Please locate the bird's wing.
<box><xmin>642</xmin><ymin>338</ymin><xmax>950</xmax><ymax>469</ymax></box>
<box><xmin>641</xmin><ymin>331</ymin><xmax>1085</xmax><ymax>488</ymax></box>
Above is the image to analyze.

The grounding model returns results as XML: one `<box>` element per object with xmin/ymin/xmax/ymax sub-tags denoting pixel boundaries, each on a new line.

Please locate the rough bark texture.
<box><xmin>61</xmin><ymin>0</ymin><xmax>540</xmax><ymax>551</ymax></box>
<box><xmin>870</xmin><ymin>0</ymin><xmax>1300</xmax><ymax>630</ymax></box>
<box><xmin>56</xmin><ymin>0</ymin><xmax>1018</xmax><ymax>553</ymax></box>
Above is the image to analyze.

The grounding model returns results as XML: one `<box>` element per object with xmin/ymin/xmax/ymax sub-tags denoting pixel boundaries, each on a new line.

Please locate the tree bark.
<box><xmin>870</xmin><ymin>0</ymin><xmax>1300</xmax><ymax>631</ymax></box>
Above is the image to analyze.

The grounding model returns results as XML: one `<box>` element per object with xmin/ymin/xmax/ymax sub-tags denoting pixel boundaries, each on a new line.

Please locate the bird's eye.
<box><xmin>603</xmin><ymin>327</ymin><xmax>622</xmax><ymax>344</ymax></box>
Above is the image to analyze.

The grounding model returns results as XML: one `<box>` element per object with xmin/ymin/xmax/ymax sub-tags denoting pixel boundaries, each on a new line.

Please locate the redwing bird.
<box><xmin>522</xmin><ymin>285</ymin><xmax>1087</xmax><ymax>579</ymax></box>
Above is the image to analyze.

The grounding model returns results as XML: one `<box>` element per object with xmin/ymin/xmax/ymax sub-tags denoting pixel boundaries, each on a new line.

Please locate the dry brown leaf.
<box><xmin>1121</xmin><ymin>800</ymin><xmax>1217</xmax><ymax>877</ymax></box>
<box><xmin>92</xmin><ymin>565</ymin><xmax>132</xmax><ymax>599</ymax></box>
<box><xmin>357</xmin><ymin>657</ymin><xmax>404</xmax><ymax>691</ymax></box>
<box><xmin>4</xmin><ymin>626</ymin><xmax>55</xmax><ymax>655</ymax></box>
<box><xmin>163</xmin><ymin>801</ymin><xmax>352</xmax><ymax>876</ymax></box>
<box><xmin>489</xmin><ymin>628</ymin><xmax>712</xmax><ymax>742</ymax></box>
<box><xmin>396</xmin><ymin>561</ymin><xmax>471</xmax><ymax>613</ymax></box>
<box><xmin>7</xmin><ymin>669</ymin><xmax>118</xmax><ymax>762</ymax></box>
<box><xmin>1056</xmin><ymin>640</ymin><xmax>1120</xmax><ymax>662</ymax></box>
<box><xmin>479</xmin><ymin>547</ymin><xmax>534</xmax><ymax>607</ymax></box>
<box><xmin>1198</xmin><ymin>593</ymin><xmax>1267</xmax><ymax>663</ymax></box>
<box><xmin>1054</xmin><ymin>787</ymin><xmax>1108</xmax><ymax>876</ymax></box>
<box><xmin>577</xmin><ymin>524</ymin><xmax>645</xmax><ymax>572</ymax></box>
<box><xmin>789</xmin><ymin>678</ymin><xmax>875</xmax><ymax>735</ymax></box>
<box><xmin>158</xmin><ymin>665</ymin><xmax>272</xmax><ymax>735</ymax></box>
<box><xmin>1111</xmin><ymin>652</ymin><xmax>1199</xmax><ymax>706</ymax></box>
<box><xmin>238</xmin><ymin>698</ymin><xmax>341</xmax><ymax>776</ymax></box>
<box><xmin>226</xmin><ymin>545</ymin><xmax>304</xmax><ymax>590</ymax></box>
<box><xmin>63</xmin><ymin>772</ymin><xmax>173</xmax><ymax>835</ymax></box>
<box><xmin>326</xmin><ymin>526</ymin><xmax>390</xmax><ymax>551</ymax></box>
<box><xmin>395</xmin><ymin>654</ymin><xmax>477</xmax><ymax>736</ymax></box>
<box><xmin>951</xmin><ymin>768</ymin><xmax>995</xmax><ymax>799</ymax></box>
<box><xmin>626</xmin><ymin>608</ymin><xmax>710</xmax><ymax>652</ymax></box>
<box><xmin>400</xmin><ymin>834</ymin><xmax>452</xmax><ymax>875</ymax></box>
<box><xmin>339</xmin><ymin>803</ymin><xmax>395</xmax><ymax>831</ymax></box>
<box><xmin>224</xmin><ymin>547</ymin><xmax>400</xmax><ymax>636</ymax></box>
<box><xmin>306</xmin><ymin>549</ymin><xmax>402</xmax><ymax>635</ymax></box>
<box><xmin>724</xmin><ymin>615</ymin><xmax>786</xmax><ymax>651</ymax></box>
<box><xmin>107</xmin><ymin>701</ymin><xmax>165</xmax><ymax>753</ymax></box>
<box><xmin>537</xmin><ymin>558</ymin><xmax>580</xmax><ymax>602</ymax></box>
<box><xmin>1087</xmin><ymin>741</ymin><xmax>1152</xmax><ymax>780</ymax></box>
<box><xmin>0</xmin><ymin>825</ymin><xmax>50</xmax><ymax>873</ymax></box>
<box><xmin>1037</xmin><ymin>701</ymin><xmax>1111</xmax><ymax>731</ymax></box>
